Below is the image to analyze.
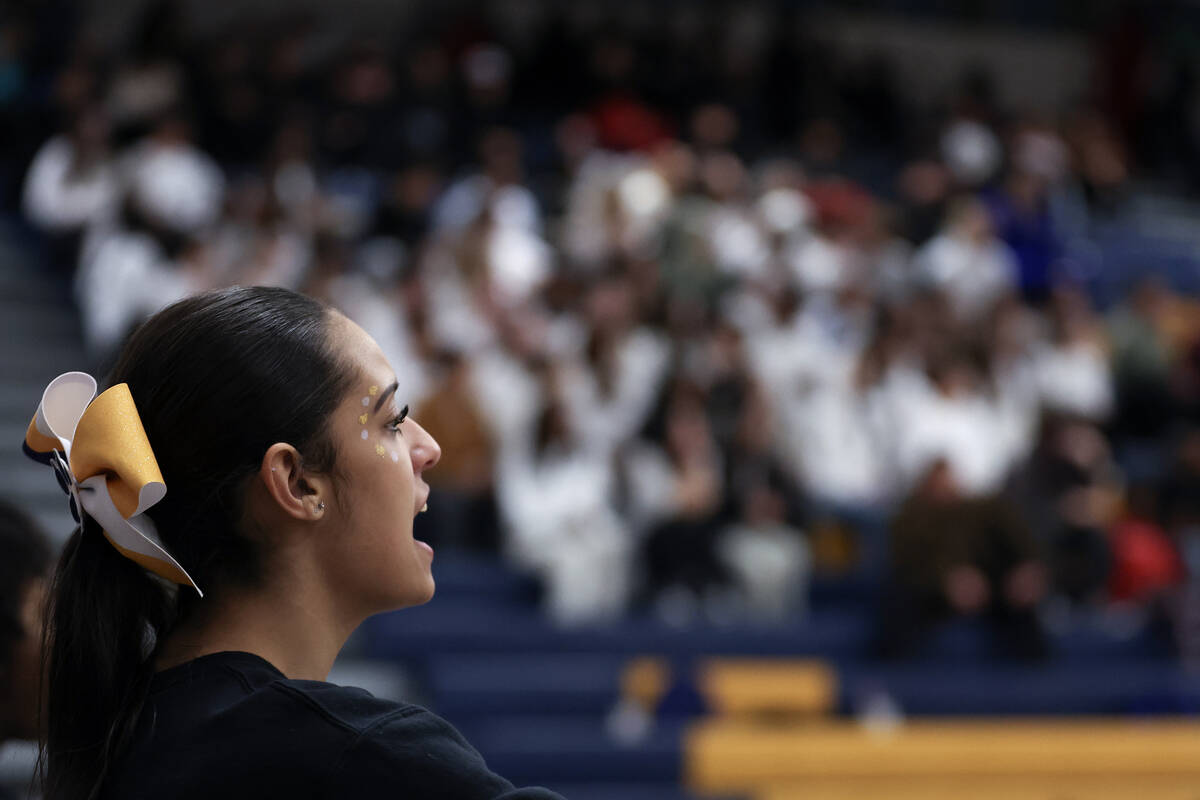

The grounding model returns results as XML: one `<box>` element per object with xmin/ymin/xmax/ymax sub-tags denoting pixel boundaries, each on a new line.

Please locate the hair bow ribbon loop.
<box><xmin>24</xmin><ymin>372</ymin><xmax>202</xmax><ymax>595</ymax></box>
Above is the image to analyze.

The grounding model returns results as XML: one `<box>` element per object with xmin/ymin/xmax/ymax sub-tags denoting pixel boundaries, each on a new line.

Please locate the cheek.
<box><xmin>375</xmin><ymin>436</ymin><xmax>411</xmax><ymax>481</ymax></box>
<box><xmin>348</xmin><ymin>435</ymin><xmax>413</xmax><ymax>507</ymax></box>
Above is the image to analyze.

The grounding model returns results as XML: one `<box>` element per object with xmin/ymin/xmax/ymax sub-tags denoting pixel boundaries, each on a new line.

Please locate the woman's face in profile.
<box><xmin>320</xmin><ymin>314</ymin><xmax>441</xmax><ymax>613</ymax></box>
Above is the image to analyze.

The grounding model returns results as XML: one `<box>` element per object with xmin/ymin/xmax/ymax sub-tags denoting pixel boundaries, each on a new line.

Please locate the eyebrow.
<box><xmin>373</xmin><ymin>380</ymin><xmax>399</xmax><ymax>413</ymax></box>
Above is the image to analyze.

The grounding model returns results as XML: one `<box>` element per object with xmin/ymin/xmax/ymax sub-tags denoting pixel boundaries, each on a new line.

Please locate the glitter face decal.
<box><xmin>357</xmin><ymin>382</ymin><xmax>404</xmax><ymax>467</ymax></box>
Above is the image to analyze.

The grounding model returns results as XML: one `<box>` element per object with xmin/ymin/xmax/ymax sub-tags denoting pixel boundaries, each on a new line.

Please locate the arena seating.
<box><xmin>687</xmin><ymin>719</ymin><xmax>1200</xmax><ymax>798</ymax></box>
<box><xmin>360</xmin><ymin>548</ymin><xmax>1200</xmax><ymax>799</ymax></box>
<box><xmin>0</xmin><ymin>223</ymin><xmax>85</xmax><ymax>542</ymax></box>
<box><xmin>4</xmin><ymin>208</ymin><xmax>1200</xmax><ymax>797</ymax></box>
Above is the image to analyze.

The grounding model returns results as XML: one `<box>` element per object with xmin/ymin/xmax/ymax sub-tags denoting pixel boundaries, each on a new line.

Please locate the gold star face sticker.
<box><xmin>368</xmin><ymin>385</ymin><xmax>379</xmax><ymax>396</ymax></box>
<box><xmin>359</xmin><ymin>413</ymin><xmax>369</xmax><ymax>425</ymax></box>
<box><xmin>375</xmin><ymin>444</ymin><xmax>386</xmax><ymax>458</ymax></box>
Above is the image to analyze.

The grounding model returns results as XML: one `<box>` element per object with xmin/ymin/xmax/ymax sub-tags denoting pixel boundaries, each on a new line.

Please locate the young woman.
<box><xmin>33</xmin><ymin>286</ymin><xmax>565</xmax><ymax>799</ymax></box>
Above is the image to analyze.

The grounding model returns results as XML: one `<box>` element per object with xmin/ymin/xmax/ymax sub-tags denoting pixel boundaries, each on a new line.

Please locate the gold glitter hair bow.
<box><xmin>23</xmin><ymin>372</ymin><xmax>202</xmax><ymax>595</ymax></box>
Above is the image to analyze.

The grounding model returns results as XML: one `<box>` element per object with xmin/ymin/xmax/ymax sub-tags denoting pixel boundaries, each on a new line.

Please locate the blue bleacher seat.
<box><xmin>838</xmin><ymin>661</ymin><xmax>1200</xmax><ymax>715</ymax></box>
<box><xmin>364</xmin><ymin>604</ymin><xmax>872</xmax><ymax>661</ymax></box>
<box><xmin>461</xmin><ymin>716</ymin><xmax>683</xmax><ymax>784</ymax></box>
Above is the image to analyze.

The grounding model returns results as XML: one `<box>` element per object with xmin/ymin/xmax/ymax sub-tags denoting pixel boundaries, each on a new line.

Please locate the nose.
<box><xmin>407</xmin><ymin>419</ymin><xmax>441</xmax><ymax>475</ymax></box>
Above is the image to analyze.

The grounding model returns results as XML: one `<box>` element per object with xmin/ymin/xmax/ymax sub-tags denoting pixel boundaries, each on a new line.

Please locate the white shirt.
<box><xmin>124</xmin><ymin>141</ymin><xmax>225</xmax><ymax>233</ymax></box>
<box><xmin>559</xmin><ymin>328</ymin><xmax>671</xmax><ymax>457</ymax></box>
<box><xmin>75</xmin><ymin>231</ymin><xmax>192</xmax><ymax>355</ymax></box>
<box><xmin>1033</xmin><ymin>339</ymin><xmax>1114</xmax><ymax>421</ymax></box>
<box><xmin>915</xmin><ymin>232</ymin><xmax>1018</xmax><ymax>319</ymax></box>
<box><xmin>326</xmin><ymin>275</ymin><xmax>430</xmax><ymax>409</ymax></box>
<box><xmin>433</xmin><ymin>175</ymin><xmax>541</xmax><ymax>234</ymax></box>
<box><xmin>470</xmin><ymin>346</ymin><xmax>543</xmax><ymax>454</ymax></box>
<box><xmin>787</xmin><ymin>234</ymin><xmax>855</xmax><ymax>294</ymax></box>
<box><xmin>707</xmin><ymin>204</ymin><xmax>770</xmax><ymax>280</ymax></box>
<box><xmin>496</xmin><ymin>442</ymin><xmax>632</xmax><ymax>623</ymax></box>
<box><xmin>893</xmin><ymin>381</ymin><xmax>1017</xmax><ymax>497</ymax></box>
<box><xmin>22</xmin><ymin>136</ymin><xmax>119</xmax><ymax>233</ymax></box>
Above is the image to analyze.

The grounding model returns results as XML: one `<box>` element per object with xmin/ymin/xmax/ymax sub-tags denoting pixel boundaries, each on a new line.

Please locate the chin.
<box><xmin>393</xmin><ymin>574</ymin><xmax>436</xmax><ymax>610</ymax></box>
<box><xmin>415</xmin><ymin>579</ymin><xmax>436</xmax><ymax>606</ymax></box>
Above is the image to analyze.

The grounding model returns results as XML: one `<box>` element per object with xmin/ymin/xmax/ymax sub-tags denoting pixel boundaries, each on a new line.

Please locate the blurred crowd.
<box><xmin>4</xmin><ymin>1</ymin><xmax>1200</xmax><ymax>661</ymax></box>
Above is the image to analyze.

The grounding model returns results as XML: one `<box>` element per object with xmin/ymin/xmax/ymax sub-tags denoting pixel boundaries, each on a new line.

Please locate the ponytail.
<box><xmin>41</xmin><ymin>518</ymin><xmax>173</xmax><ymax>800</ymax></box>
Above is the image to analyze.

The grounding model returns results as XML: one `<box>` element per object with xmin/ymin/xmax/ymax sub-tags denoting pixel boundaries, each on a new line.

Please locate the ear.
<box><xmin>260</xmin><ymin>443</ymin><xmax>331</xmax><ymax>522</ymax></box>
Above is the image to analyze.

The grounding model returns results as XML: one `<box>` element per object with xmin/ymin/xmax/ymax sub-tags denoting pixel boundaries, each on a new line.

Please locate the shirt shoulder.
<box><xmin>267</xmin><ymin>674</ymin><xmax>430</xmax><ymax>738</ymax></box>
<box><xmin>331</xmin><ymin>705</ymin><xmax>566</xmax><ymax>799</ymax></box>
<box><xmin>133</xmin><ymin>653</ymin><xmax>564</xmax><ymax>799</ymax></box>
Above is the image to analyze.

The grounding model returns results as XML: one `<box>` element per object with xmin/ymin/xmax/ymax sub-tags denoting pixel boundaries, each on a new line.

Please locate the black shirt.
<box><xmin>103</xmin><ymin>651</ymin><xmax>565</xmax><ymax>799</ymax></box>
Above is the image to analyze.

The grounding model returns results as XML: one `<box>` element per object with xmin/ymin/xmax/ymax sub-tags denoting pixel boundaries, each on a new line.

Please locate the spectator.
<box><xmin>624</xmin><ymin>376</ymin><xmax>729</xmax><ymax>622</ymax></box>
<box><xmin>717</xmin><ymin>481</ymin><xmax>811</xmax><ymax>623</ymax></box>
<box><xmin>1033</xmin><ymin>285</ymin><xmax>1114</xmax><ymax>422</ymax></box>
<box><xmin>413</xmin><ymin>351</ymin><xmax>500</xmax><ymax>552</ymax></box>
<box><xmin>878</xmin><ymin>461</ymin><xmax>1048</xmax><ymax>660</ymax></box>
<box><xmin>75</xmin><ymin>112</ymin><xmax>225</xmax><ymax>357</ymax></box>
<box><xmin>1013</xmin><ymin>416</ymin><xmax>1121</xmax><ymax>609</ymax></box>
<box><xmin>496</xmin><ymin>373</ymin><xmax>633</xmax><ymax>624</ymax></box>
<box><xmin>21</xmin><ymin>105</ymin><xmax>118</xmax><ymax>276</ymax></box>
<box><xmin>1108</xmin><ymin>484</ymin><xmax>1183</xmax><ymax>605</ymax></box>
<box><xmin>893</xmin><ymin>346</ymin><xmax>1017</xmax><ymax>498</ymax></box>
<box><xmin>559</xmin><ymin>271</ymin><xmax>670</xmax><ymax>456</ymax></box>
<box><xmin>986</xmin><ymin>165</ymin><xmax>1062</xmax><ymax>304</ymax></box>
<box><xmin>913</xmin><ymin>196</ymin><xmax>1018</xmax><ymax>321</ymax></box>
<box><xmin>0</xmin><ymin>502</ymin><xmax>52</xmax><ymax>750</ymax></box>
<box><xmin>1107</xmin><ymin>276</ymin><xmax>1193</xmax><ymax>442</ymax></box>
<box><xmin>4</xmin><ymin>0</ymin><xmax>1199</xmax><ymax>655</ymax></box>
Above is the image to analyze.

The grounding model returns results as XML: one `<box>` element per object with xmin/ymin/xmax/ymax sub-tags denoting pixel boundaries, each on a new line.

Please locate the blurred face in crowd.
<box><xmin>744</xmin><ymin>485</ymin><xmax>786</xmax><ymax>526</ymax></box>
<box><xmin>959</xmin><ymin>201</ymin><xmax>993</xmax><ymax>242</ymax></box>
<box><xmin>667</xmin><ymin>392</ymin><xmax>712</xmax><ymax>459</ymax></box>
<box><xmin>700</xmin><ymin>151</ymin><xmax>747</xmax><ymax>201</ymax></box>
<box><xmin>918</xmin><ymin>461</ymin><xmax>960</xmax><ymax>504</ymax></box>
<box><xmin>898</xmin><ymin>159</ymin><xmax>950</xmax><ymax>206</ymax></box>
<box><xmin>653</xmin><ymin>141</ymin><xmax>697</xmax><ymax>194</ymax></box>
<box><xmin>932</xmin><ymin>357</ymin><xmax>978</xmax><ymax>398</ymax></box>
<box><xmin>480</xmin><ymin>127</ymin><xmax>523</xmax><ymax>185</ymax></box>
<box><xmin>586</xmin><ymin>277</ymin><xmax>636</xmax><ymax>334</ymax></box>
<box><xmin>71</xmin><ymin>105</ymin><xmax>111</xmax><ymax>161</ymax></box>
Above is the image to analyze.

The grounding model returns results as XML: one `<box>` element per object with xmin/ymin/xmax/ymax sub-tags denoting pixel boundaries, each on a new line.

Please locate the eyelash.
<box><xmin>387</xmin><ymin>404</ymin><xmax>409</xmax><ymax>434</ymax></box>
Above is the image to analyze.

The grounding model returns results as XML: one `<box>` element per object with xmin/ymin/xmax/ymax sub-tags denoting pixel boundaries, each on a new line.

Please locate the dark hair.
<box><xmin>40</xmin><ymin>286</ymin><xmax>356</xmax><ymax>800</ymax></box>
<box><xmin>0</xmin><ymin>501</ymin><xmax>51</xmax><ymax>673</ymax></box>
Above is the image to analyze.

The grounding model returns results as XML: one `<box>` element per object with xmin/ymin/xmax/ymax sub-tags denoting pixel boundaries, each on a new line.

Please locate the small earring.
<box><xmin>316</xmin><ymin>501</ymin><xmax>325</xmax><ymax>512</ymax></box>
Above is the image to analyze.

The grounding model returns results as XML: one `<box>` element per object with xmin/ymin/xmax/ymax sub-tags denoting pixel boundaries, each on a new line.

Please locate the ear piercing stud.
<box><xmin>316</xmin><ymin>501</ymin><xmax>325</xmax><ymax>513</ymax></box>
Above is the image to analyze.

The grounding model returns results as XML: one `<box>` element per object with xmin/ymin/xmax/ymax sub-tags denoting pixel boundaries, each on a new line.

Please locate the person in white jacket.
<box><xmin>496</xmin><ymin>374</ymin><xmax>633</xmax><ymax>624</ymax></box>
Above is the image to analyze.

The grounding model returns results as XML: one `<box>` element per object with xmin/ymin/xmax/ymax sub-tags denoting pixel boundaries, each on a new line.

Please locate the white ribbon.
<box><xmin>30</xmin><ymin>372</ymin><xmax>202</xmax><ymax>595</ymax></box>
